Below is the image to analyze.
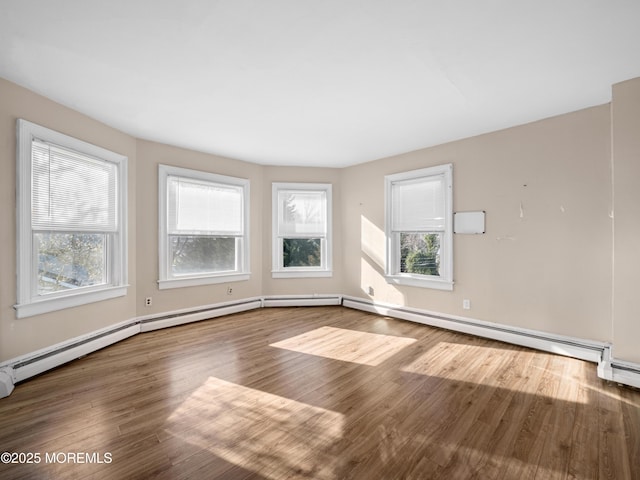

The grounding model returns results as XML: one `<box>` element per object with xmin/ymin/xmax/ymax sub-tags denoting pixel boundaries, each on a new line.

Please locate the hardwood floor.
<box><xmin>0</xmin><ymin>306</ymin><xmax>638</xmax><ymax>479</ymax></box>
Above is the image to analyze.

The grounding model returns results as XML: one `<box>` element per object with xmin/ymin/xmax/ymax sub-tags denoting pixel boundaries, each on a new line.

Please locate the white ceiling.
<box><xmin>1</xmin><ymin>1</ymin><xmax>639</xmax><ymax>167</ymax></box>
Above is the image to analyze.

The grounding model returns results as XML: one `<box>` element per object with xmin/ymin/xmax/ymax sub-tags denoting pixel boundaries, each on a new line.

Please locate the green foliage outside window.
<box><xmin>401</xmin><ymin>233</ymin><xmax>440</xmax><ymax>276</ymax></box>
<box><xmin>283</xmin><ymin>238</ymin><xmax>321</xmax><ymax>267</ymax></box>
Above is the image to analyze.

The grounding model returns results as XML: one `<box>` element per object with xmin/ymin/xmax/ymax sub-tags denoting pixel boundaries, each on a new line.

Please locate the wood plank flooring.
<box><xmin>0</xmin><ymin>306</ymin><xmax>638</xmax><ymax>479</ymax></box>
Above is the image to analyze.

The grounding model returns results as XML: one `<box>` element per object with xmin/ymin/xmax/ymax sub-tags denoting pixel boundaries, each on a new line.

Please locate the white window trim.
<box><xmin>384</xmin><ymin>164</ymin><xmax>453</xmax><ymax>291</ymax></box>
<box><xmin>158</xmin><ymin>165</ymin><xmax>250</xmax><ymax>289</ymax></box>
<box><xmin>272</xmin><ymin>182</ymin><xmax>333</xmax><ymax>279</ymax></box>
<box><xmin>15</xmin><ymin>119</ymin><xmax>128</xmax><ymax>318</ymax></box>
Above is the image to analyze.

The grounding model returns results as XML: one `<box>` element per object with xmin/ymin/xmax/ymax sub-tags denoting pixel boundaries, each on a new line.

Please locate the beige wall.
<box><xmin>612</xmin><ymin>77</ymin><xmax>640</xmax><ymax>363</ymax></box>
<box><xmin>1</xmin><ymin>75</ymin><xmax>639</xmax><ymax>367</ymax></box>
<box><xmin>342</xmin><ymin>105</ymin><xmax>613</xmax><ymax>342</ymax></box>
<box><xmin>135</xmin><ymin>140</ymin><xmax>264</xmax><ymax>317</ymax></box>
<box><xmin>0</xmin><ymin>78</ymin><xmax>138</xmax><ymax>361</ymax></box>
<box><xmin>261</xmin><ymin>166</ymin><xmax>344</xmax><ymax>296</ymax></box>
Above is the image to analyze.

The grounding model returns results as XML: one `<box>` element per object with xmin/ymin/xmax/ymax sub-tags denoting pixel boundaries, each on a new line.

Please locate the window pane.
<box><xmin>391</xmin><ymin>175</ymin><xmax>445</xmax><ymax>231</ymax></box>
<box><xmin>400</xmin><ymin>232</ymin><xmax>441</xmax><ymax>276</ymax></box>
<box><xmin>32</xmin><ymin>140</ymin><xmax>118</xmax><ymax>232</ymax></box>
<box><xmin>35</xmin><ymin>233</ymin><xmax>107</xmax><ymax>294</ymax></box>
<box><xmin>283</xmin><ymin>238</ymin><xmax>321</xmax><ymax>267</ymax></box>
<box><xmin>278</xmin><ymin>191</ymin><xmax>326</xmax><ymax>236</ymax></box>
<box><xmin>170</xmin><ymin>235</ymin><xmax>237</xmax><ymax>275</ymax></box>
<box><xmin>168</xmin><ymin>176</ymin><xmax>243</xmax><ymax>235</ymax></box>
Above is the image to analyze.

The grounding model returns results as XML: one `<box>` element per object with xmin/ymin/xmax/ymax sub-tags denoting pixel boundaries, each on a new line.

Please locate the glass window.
<box><xmin>15</xmin><ymin>120</ymin><xmax>128</xmax><ymax>318</ymax></box>
<box><xmin>385</xmin><ymin>164</ymin><xmax>453</xmax><ymax>290</ymax></box>
<box><xmin>158</xmin><ymin>165</ymin><xmax>249</xmax><ymax>289</ymax></box>
<box><xmin>272</xmin><ymin>183</ymin><xmax>332</xmax><ymax>278</ymax></box>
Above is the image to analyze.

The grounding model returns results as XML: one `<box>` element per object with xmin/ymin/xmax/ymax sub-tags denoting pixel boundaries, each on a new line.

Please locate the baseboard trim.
<box><xmin>12</xmin><ymin>322</ymin><xmax>140</xmax><ymax>383</ymax></box>
<box><xmin>139</xmin><ymin>297</ymin><xmax>263</xmax><ymax>332</ymax></box>
<box><xmin>262</xmin><ymin>294</ymin><xmax>342</xmax><ymax>308</ymax></box>
<box><xmin>342</xmin><ymin>295</ymin><xmax>609</xmax><ymax>361</ymax></box>
<box><xmin>0</xmin><ymin>297</ymin><xmax>265</xmax><ymax>396</ymax></box>
<box><xmin>611</xmin><ymin>362</ymin><xmax>640</xmax><ymax>389</ymax></box>
<box><xmin>2</xmin><ymin>294</ymin><xmax>638</xmax><ymax>398</ymax></box>
<box><xmin>598</xmin><ymin>347</ymin><xmax>640</xmax><ymax>389</ymax></box>
<box><xmin>342</xmin><ymin>295</ymin><xmax>640</xmax><ymax>390</ymax></box>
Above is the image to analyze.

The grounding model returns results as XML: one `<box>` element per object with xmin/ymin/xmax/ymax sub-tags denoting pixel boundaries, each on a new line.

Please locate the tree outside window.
<box><xmin>272</xmin><ymin>183</ymin><xmax>332</xmax><ymax>278</ymax></box>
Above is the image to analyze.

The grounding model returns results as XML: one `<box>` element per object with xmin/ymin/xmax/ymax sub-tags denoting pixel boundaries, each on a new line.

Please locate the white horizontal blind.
<box><xmin>31</xmin><ymin>140</ymin><xmax>118</xmax><ymax>232</ymax></box>
<box><xmin>391</xmin><ymin>174</ymin><xmax>445</xmax><ymax>231</ymax></box>
<box><xmin>168</xmin><ymin>176</ymin><xmax>243</xmax><ymax>235</ymax></box>
<box><xmin>278</xmin><ymin>190</ymin><xmax>326</xmax><ymax>236</ymax></box>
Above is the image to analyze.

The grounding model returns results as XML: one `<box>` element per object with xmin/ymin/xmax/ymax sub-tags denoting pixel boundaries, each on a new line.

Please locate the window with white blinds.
<box><xmin>159</xmin><ymin>165</ymin><xmax>250</xmax><ymax>289</ymax></box>
<box><xmin>31</xmin><ymin>140</ymin><xmax>119</xmax><ymax>232</ymax></box>
<box><xmin>167</xmin><ymin>176</ymin><xmax>244</xmax><ymax>236</ymax></box>
<box><xmin>390</xmin><ymin>175</ymin><xmax>445</xmax><ymax>232</ymax></box>
<box><xmin>272</xmin><ymin>183</ymin><xmax>332</xmax><ymax>278</ymax></box>
<box><xmin>277</xmin><ymin>190</ymin><xmax>326</xmax><ymax>237</ymax></box>
<box><xmin>385</xmin><ymin>164</ymin><xmax>453</xmax><ymax>290</ymax></box>
<box><xmin>16</xmin><ymin>119</ymin><xmax>128</xmax><ymax>318</ymax></box>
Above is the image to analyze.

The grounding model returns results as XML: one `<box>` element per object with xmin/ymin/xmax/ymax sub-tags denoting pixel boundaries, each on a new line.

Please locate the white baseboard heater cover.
<box><xmin>342</xmin><ymin>296</ymin><xmax>640</xmax><ymax>388</ymax></box>
<box><xmin>2</xmin><ymin>295</ymin><xmax>638</xmax><ymax>399</ymax></box>
<box><xmin>3</xmin><ymin>298</ymin><xmax>263</xmax><ymax>391</ymax></box>
<box><xmin>342</xmin><ymin>296</ymin><xmax>612</xmax><ymax>367</ymax></box>
<box><xmin>12</xmin><ymin>323</ymin><xmax>140</xmax><ymax>383</ymax></box>
<box><xmin>140</xmin><ymin>298</ymin><xmax>262</xmax><ymax>332</ymax></box>
<box><xmin>262</xmin><ymin>295</ymin><xmax>342</xmax><ymax>308</ymax></box>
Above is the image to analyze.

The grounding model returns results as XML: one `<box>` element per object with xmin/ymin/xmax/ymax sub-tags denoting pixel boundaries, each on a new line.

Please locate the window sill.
<box><xmin>272</xmin><ymin>270</ymin><xmax>333</xmax><ymax>279</ymax></box>
<box><xmin>14</xmin><ymin>285</ymin><xmax>129</xmax><ymax>318</ymax></box>
<box><xmin>158</xmin><ymin>273</ymin><xmax>250</xmax><ymax>290</ymax></box>
<box><xmin>385</xmin><ymin>274</ymin><xmax>454</xmax><ymax>291</ymax></box>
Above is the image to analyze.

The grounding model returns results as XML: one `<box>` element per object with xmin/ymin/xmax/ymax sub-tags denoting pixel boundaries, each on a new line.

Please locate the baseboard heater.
<box><xmin>1</xmin><ymin>295</ymin><xmax>638</xmax><ymax>399</ymax></box>
<box><xmin>611</xmin><ymin>363</ymin><xmax>640</xmax><ymax>389</ymax></box>
<box><xmin>2</xmin><ymin>297</ymin><xmax>263</xmax><ymax>390</ymax></box>
<box><xmin>600</xmin><ymin>351</ymin><xmax>640</xmax><ymax>389</ymax></box>
<box><xmin>10</xmin><ymin>322</ymin><xmax>140</xmax><ymax>384</ymax></box>
<box><xmin>342</xmin><ymin>296</ymin><xmax>605</xmax><ymax>363</ymax></box>
<box><xmin>262</xmin><ymin>294</ymin><xmax>342</xmax><ymax>308</ymax></box>
<box><xmin>342</xmin><ymin>296</ymin><xmax>640</xmax><ymax>389</ymax></box>
<box><xmin>0</xmin><ymin>296</ymin><xmax>337</xmax><ymax>397</ymax></box>
<box><xmin>139</xmin><ymin>298</ymin><xmax>262</xmax><ymax>332</ymax></box>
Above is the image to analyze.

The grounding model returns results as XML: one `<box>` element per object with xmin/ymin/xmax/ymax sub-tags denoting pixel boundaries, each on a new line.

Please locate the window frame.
<box><xmin>384</xmin><ymin>164</ymin><xmax>453</xmax><ymax>290</ymax></box>
<box><xmin>158</xmin><ymin>165</ymin><xmax>250</xmax><ymax>289</ymax></box>
<box><xmin>15</xmin><ymin>119</ymin><xmax>128</xmax><ymax>318</ymax></box>
<box><xmin>272</xmin><ymin>182</ymin><xmax>333</xmax><ymax>278</ymax></box>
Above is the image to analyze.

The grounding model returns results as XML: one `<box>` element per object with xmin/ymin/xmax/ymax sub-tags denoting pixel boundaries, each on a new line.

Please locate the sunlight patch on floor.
<box><xmin>400</xmin><ymin>340</ymin><xmax>470</xmax><ymax>377</ymax></box>
<box><xmin>164</xmin><ymin>376</ymin><xmax>344</xmax><ymax>480</ymax></box>
<box><xmin>400</xmin><ymin>341</ymin><xmax>588</xmax><ymax>403</ymax></box>
<box><xmin>270</xmin><ymin>326</ymin><xmax>416</xmax><ymax>366</ymax></box>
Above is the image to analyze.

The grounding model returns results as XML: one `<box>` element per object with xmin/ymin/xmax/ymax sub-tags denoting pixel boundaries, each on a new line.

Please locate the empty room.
<box><xmin>1</xmin><ymin>1</ymin><xmax>639</xmax><ymax>479</ymax></box>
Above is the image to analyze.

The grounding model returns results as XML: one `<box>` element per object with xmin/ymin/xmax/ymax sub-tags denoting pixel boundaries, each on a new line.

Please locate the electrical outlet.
<box><xmin>368</xmin><ymin>286</ymin><xmax>375</xmax><ymax>296</ymax></box>
<box><xmin>463</xmin><ymin>299</ymin><xmax>471</xmax><ymax>310</ymax></box>
<box><xmin>145</xmin><ymin>297</ymin><xmax>152</xmax><ymax>307</ymax></box>
<box><xmin>227</xmin><ymin>287</ymin><xmax>233</xmax><ymax>295</ymax></box>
